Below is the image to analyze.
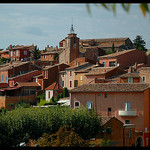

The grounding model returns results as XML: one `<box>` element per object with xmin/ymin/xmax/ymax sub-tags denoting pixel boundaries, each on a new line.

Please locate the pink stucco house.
<box><xmin>70</xmin><ymin>83</ymin><xmax>150</xmax><ymax>147</ymax></box>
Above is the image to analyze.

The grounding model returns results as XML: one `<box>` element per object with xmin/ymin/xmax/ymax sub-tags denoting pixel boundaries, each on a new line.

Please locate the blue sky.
<box><xmin>0</xmin><ymin>3</ymin><xmax>150</xmax><ymax>50</ymax></box>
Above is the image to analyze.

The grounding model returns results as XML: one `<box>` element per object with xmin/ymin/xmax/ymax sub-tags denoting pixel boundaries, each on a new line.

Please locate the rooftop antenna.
<box><xmin>70</xmin><ymin>17</ymin><xmax>75</xmax><ymax>34</ymax></box>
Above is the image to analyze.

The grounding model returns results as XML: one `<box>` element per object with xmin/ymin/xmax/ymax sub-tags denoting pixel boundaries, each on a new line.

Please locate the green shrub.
<box><xmin>37</xmin><ymin>125</ymin><xmax>89</xmax><ymax>147</ymax></box>
<box><xmin>15</xmin><ymin>100</ymin><xmax>30</xmax><ymax>109</ymax></box>
<box><xmin>0</xmin><ymin>106</ymin><xmax>101</xmax><ymax>147</ymax></box>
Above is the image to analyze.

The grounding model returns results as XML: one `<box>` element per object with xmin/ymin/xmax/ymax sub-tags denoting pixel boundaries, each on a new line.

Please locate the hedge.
<box><xmin>0</xmin><ymin>106</ymin><xmax>101</xmax><ymax>147</ymax></box>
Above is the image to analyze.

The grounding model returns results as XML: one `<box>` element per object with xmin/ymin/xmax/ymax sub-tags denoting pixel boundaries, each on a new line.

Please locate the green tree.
<box><xmin>56</xmin><ymin>94</ymin><xmax>60</xmax><ymax>101</ymax></box>
<box><xmin>60</xmin><ymin>93</ymin><xmax>63</xmax><ymax>98</ymax></box>
<box><xmin>112</xmin><ymin>43</ymin><xmax>115</xmax><ymax>52</ymax></box>
<box><xmin>63</xmin><ymin>87</ymin><xmax>69</xmax><ymax>98</ymax></box>
<box><xmin>51</xmin><ymin>96</ymin><xmax>55</xmax><ymax>103</ymax></box>
<box><xmin>31</xmin><ymin>45</ymin><xmax>41</xmax><ymax>61</ymax></box>
<box><xmin>133</xmin><ymin>35</ymin><xmax>147</xmax><ymax>51</ymax></box>
<box><xmin>37</xmin><ymin>125</ymin><xmax>89</xmax><ymax>147</ymax></box>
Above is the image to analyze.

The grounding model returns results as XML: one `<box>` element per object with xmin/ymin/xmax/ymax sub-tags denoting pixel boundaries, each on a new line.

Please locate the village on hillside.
<box><xmin>0</xmin><ymin>24</ymin><xmax>150</xmax><ymax>147</ymax></box>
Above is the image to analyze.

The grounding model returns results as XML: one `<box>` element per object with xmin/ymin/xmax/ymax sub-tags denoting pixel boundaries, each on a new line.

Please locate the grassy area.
<box><xmin>37</xmin><ymin>99</ymin><xmax>48</xmax><ymax>106</ymax></box>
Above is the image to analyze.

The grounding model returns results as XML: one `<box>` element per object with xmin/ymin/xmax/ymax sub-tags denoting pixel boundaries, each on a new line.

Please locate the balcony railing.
<box><xmin>118</xmin><ymin>109</ymin><xmax>136</xmax><ymax>116</ymax></box>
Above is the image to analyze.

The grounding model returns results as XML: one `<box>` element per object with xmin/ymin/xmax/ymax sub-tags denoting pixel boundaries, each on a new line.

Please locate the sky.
<box><xmin>0</xmin><ymin>3</ymin><xmax>150</xmax><ymax>50</ymax></box>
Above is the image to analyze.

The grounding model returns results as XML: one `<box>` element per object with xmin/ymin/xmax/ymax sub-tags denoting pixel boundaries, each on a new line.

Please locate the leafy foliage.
<box><xmin>63</xmin><ymin>87</ymin><xmax>69</xmax><ymax>98</ymax></box>
<box><xmin>15</xmin><ymin>100</ymin><xmax>30</xmax><ymax>109</ymax></box>
<box><xmin>86</xmin><ymin>3</ymin><xmax>150</xmax><ymax>17</ymax></box>
<box><xmin>37</xmin><ymin>125</ymin><xmax>89</xmax><ymax>147</ymax></box>
<box><xmin>0</xmin><ymin>106</ymin><xmax>101</xmax><ymax>147</ymax></box>
<box><xmin>31</xmin><ymin>45</ymin><xmax>41</xmax><ymax>60</ymax></box>
<box><xmin>133</xmin><ymin>35</ymin><xmax>147</xmax><ymax>51</ymax></box>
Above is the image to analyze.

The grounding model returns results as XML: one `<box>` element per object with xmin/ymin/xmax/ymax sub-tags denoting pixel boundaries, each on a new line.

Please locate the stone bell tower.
<box><xmin>59</xmin><ymin>24</ymin><xmax>80</xmax><ymax>64</ymax></box>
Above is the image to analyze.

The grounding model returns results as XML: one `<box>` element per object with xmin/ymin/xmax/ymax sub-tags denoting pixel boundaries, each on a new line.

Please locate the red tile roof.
<box><xmin>99</xmin><ymin>49</ymin><xmax>139</xmax><ymax>59</ymax></box>
<box><xmin>80</xmin><ymin>37</ymin><xmax>129</xmax><ymax>43</ymax></box>
<box><xmin>45</xmin><ymin>82</ymin><xmax>63</xmax><ymax>91</ymax></box>
<box><xmin>14</xmin><ymin>82</ymin><xmax>40</xmax><ymax>87</ymax></box>
<box><xmin>70</xmin><ymin>83</ymin><xmax>150</xmax><ymax>92</ymax></box>
<box><xmin>120</xmin><ymin>72</ymin><xmax>140</xmax><ymax>78</ymax></box>
<box><xmin>85</xmin><ymin>67</ymin><xmax>117</xmax><ymax>76</ymax></box>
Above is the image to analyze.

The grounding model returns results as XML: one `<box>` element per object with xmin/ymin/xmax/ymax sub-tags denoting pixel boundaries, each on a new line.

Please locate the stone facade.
<box><xmin>59</xmin><ymin>33</ymin><xmax>79</xmax><ymax>64</ymax></box>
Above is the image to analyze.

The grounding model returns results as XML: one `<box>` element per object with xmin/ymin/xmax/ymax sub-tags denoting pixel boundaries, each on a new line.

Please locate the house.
<box><xmin>36</xmin><ymin>63</ymin><xmax>70</xmax><ymax>91</ymax></box>
<box><xmin>0</xmin><ymin>81</ymin><xmax>40</xmax><ymax>110</ymax></box>
<box><xmin>85</xmin><ymin>66</ymin><xmax>126</xmax><ymax>84</ymax></box>
<box><xmin>40</xmin><ymin>50</ymin><xmax>62</xmax><ymax>62</ymax></box>
<box><xmin>99</xmin><ymin>49</ymin><xmax>147</xmax><ymax>69</ymax></box>
<box><xmin>45</xmin><ymin>82</ymin><xmax>63</xmax><ymax>102</ymax></box>
<box><xmin>120</xmin><ymin>67</ymin><xmax>150</xmax><ymax>84</ymax></box>
<box><xmin>59</xmin><ymin>62</ymin><xmax>95</xmax><ymax>90</ymax></box>
<box><xmin>8</xmin><ymin>44</ymin><xmax>35</xmax><ymax>61</ymax></box>
<box><xmin>0</xmin><ymin>50</ymin><xmax>10</xmax><ymax>60</ymax></box>
<box><xmin>70</xmin><ymin>83</ymin><xmax>150</xmax><ymax>146</ymax></box>
<box><xmin>90</xmin><ymin>116</ymin><xmax>135</xmax><ymax>146</ymax></box>
<box><xmin>14</xmin><ymin>81</ymin><xmax>41</xmax><ymax>94</ymax></box>
<box><xmin>0</xmin><ymin>61</ymin><xmax>41</xmax><ymax>84</ymax></box>
<box><xmin>8</xmin><ymin>70</ymin><xmax>42</xmax><ymax>87</ymax></box>
<box><xmin>80</xmin><ymin>37</ymin><xmax>134</xmax><ymax>52</ymax></box>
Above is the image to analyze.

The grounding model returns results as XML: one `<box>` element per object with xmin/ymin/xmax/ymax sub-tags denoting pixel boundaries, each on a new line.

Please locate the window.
<box><xmin>125</xmin><ymin>120</ymin><xmax>130</xmax><ymax>124</ymax></box>
<box><xmin>70</xmin><ymin>71</ymin><xmax>72</xmax><ymax>76</ymax></box>
<box><xmin>128</xmin><ymin>77</ymin><xmax>133</xmax><ymax>83</ymax></box>
<box><xmin>129</xmin><ymin>129</ymin><xmax>132</xmax><ymax>139</ymax></box>
<box><xmin>104</xmin><ymin>93</ymin><xmax>108</xmax><ymax>98</ymax></box>
<box><xmin>142</xmin><ymin>76</ymin><xmax>146</xmax><ymax>82</ymax></box>
<box><xmin>69</xmin><ymin>80</ymin><xmax>72</xmax><ymax>88</ymax></box>
<box><xmin>62</xmin><ymin>73</ymin><xmax>64</xmax><ymax>77</ymax></box>
<box><xmin>44</xmin><ymin>71</ymin><xmax>47</xmax><ymax>78</ymax></box>
<box><xmin>80</xmin><ymin>76</ymin><xmax>83</xmax><ymax>81</ymax></box>
<box><xmin>102</xmin><ymin>61</ymin><xmax>106</xmax><ymax>67</ymax></box>
<box><xmin>125</xmin><ymin>102</ymin><xmax>131</xmax><ymax>111</ymax></box>
<box><xmin>62</xmin><ymin>80</ymin><xmax>64</xmax><ymax>87</ymax></box>
<box><xmin>6</xmin><ymin>77</ymin><xmax>7</xmax><ymax>83</ymax></box>
<box><xmin>1</xmin><ymin>74</ymin><xmax>4</xmax><ymax>82</ymax></box>
<box><xmin>74</xmin><ymin>101</ymin><xmax>80</xmax><ymax>108</ymax></box>
<box><xmin>87</xmin><ymin>101</ymin><xmax>92</xmax><ymax>109</ymax></box>
<box><xmin>16</xmin><ymin>50</ymin><xmax>19</xmax><ymax>56</ymax></box>
<box><xmin>48</xmin><ymin>91</ymin><xmax>50</xmax><ymax>99</ymax></box>
<box><xmin>109</xmin><ymin>61</ymin><xmax>116</xmax><ymax>67</ymax></box>
<box><xmin>108</xmin><ymin>108</ymin><xmax>111</xmax><ymax>112</ymax></box>
<box><xmin>73</xmin><ymin>37</ymin><xmax>76</xmax><ymax>48</ymax></box>
<box><xmin>24</xmin><ymin>51</ymin><xmax>27</xmax><ymax>55</ymax></box>
<box><xmin>24</xmin><ymin>58</ymin><xmax>27</xmax><ymax>62</ymax></box>
<box><xmin>98</xmin><ymin>94</ymin><xmax>101</xmax><ymax>96</ymax></box>
<box><xmin>43</xmin><ymin>55</ymin><xmax>46</xmax><ymax>59</ymax></box>
<box><xmin>11</xmin><ymin>50</ymin><xmax>13</xmax><ymax>57</ymax></box>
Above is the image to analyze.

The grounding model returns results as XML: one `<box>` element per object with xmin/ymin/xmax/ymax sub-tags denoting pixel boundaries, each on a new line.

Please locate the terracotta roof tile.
<box><xmin>85</xmin><ymin>67</ymin><xmax>116</xmax><ymax>76</ymax></box>
<box><xmin>45</xmin><ymin>82</ymin><xmax>63</xmax><ymax>90</ymax></box>
<box><xmin>70</xmin><ymin>83</ymin><xmax>150</xmax><ymax>92</ymax></box>
<box><xmin>99</xmin><ymin>49</ymin><xmax>138</xmax><ymax>59</ymax></box>
<box><xmin>120</xmin><ymin>72</ymin><xmax>140</xmax><ymax>78</ymax></box>
<box><xmin>15</xmin><ymin>82</ymin><xmax>40</xmax><ymax>87</ymax></box>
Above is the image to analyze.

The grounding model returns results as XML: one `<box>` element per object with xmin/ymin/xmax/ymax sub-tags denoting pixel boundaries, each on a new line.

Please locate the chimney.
<box><xmin>128</xmin><ymin>67</ymin><xmax>133</xmax><ymax>73</ymax></box>
<box><xmin>134</xmin><ymin>62</ymin><xmax>137</xmax><ymax>70</ymax></box>
<box><xmin>9</xmin><ymin>45</ymin><xmax>12</xmax><ymax>49</ymax></box>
